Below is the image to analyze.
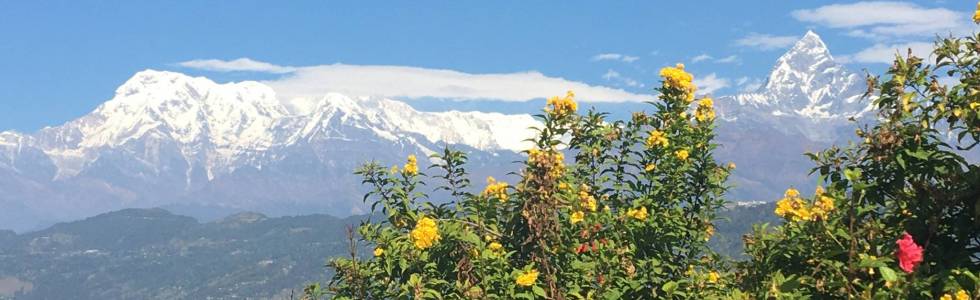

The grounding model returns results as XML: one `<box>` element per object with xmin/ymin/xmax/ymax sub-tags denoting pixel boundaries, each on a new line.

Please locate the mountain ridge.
<box><xmin>0</xmin><ymin>31</ymin><xmax>870</xmax><ymax>232</ymax></box>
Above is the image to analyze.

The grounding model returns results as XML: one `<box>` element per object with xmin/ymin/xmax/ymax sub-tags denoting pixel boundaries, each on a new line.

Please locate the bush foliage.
<box><xmin>307</xmin><ymin>34</ymin><xmax>980</xmax><ymax>299</ymax></box>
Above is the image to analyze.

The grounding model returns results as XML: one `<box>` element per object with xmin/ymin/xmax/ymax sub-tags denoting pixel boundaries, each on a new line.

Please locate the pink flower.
<box><xmin>895</xmin><ymin>232</ymin><xmax>924</xmax><ymax>273</ymax></box>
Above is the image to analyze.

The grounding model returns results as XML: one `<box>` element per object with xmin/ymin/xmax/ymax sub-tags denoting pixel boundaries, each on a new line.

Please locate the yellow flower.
<box><xmin>527</xmin><ymin>147</ymin><xmax>566</xmax><ymax>178</ymax></box>
<box><xmin>373</xmin><ymin>247</ymin><xmax>384</xmax><ymax>257</ymax></box>
<box><xmin>956</xmin><ymin>290</ymin><xmax>970</xmax><ymax>300</ymax></box>
<box><xmin>774</xmin><ymin>188</ymin><xmax>816</xmax><ymax>222</ymax></box>
<box><xmin>482</xmin><ymin>176</ymin><xmax>510</xmax><ymax>202</ymax></box>
<box><xmin>675</xmin><ymin>149</ymin><xmax>690</xmax><ymax>161</ymax></box>
<box><xmin>705</xmin><ymin>224</ymin><xmax>715</xmax><ymax>241</ymax></box>
<box><xmin>941</xmin><ymin>294</ymin><xmax>953</xmax><ymax>300</ymax></box>
<box><xmin>645</xmin><ymin>163</ymin><xmax>656</xmax><ymax>172</ymax></box>
<box><xmin>488</xmin><ymin>242</ymin><xmax>503</xmax><ymax>252</ymax></box>
<box><xmin>974</xmin><ymin>2</ymin><xmax>980</xmax><ymax>23</ymax></box>
<box><xmin>695</xmin><ymin>97</ymin><xmax>716</xmax><ymax>122</ymax></box>
<box><xmin>570</xmin><ymin>211</ymin><xmax>585</xmax><ymax>224</ymax></box>
<box><xmin>659</xmin><ymin>63</ymin><xmax>697</xmax><ymax>102</ymax></box>
<box><xmin>700</xmin><ymin>97</ymin><xmax>714</xmax><ymax>108</ymax></box>
<box><xmin>626</xmin><ymin>207</ymin><xmax>648</xmax><ymax>221</ymax></box>
<box><xmin>546</xmin><ymin>90</ymin><xmax>578</xmax><ymax>117</ymax></box>
<box><xmin>579</xmin><ymin>187</ymin><xmax>598</xmax><ymax>212</ymax></box>
<box><xmin>515</xmin><ymin>269</ymin><xmax>539</xmax><ymax>286</ymax></box>
<box><xmin>410</xmin><ymin>216</ymin><xmax>441</xmax><ymax>249</ymax></box>
<box><xmin>403</xmin><ymin>154</ymin><xmax>419</xmax><ymax>176</ymax></box>
<box><xmin>707</xmin><ymin>271</ymin><xmax>720</xmax><ymax>283</ymax></box>
<box><xmin>954</xmin><ymin>108</ymin><xmax>963</xmax><ymax>118</ymax></box>
<box><xmin>815</xmin><ymin>195</ymin><xmax>835</xmax><ymax>213</ymax></box>
<box><xmin>970</xmin><ymin>102</ymin><xmax>979</xmax><ymax>110</ymax></box>
<box><xmin>645</xmin><ymin>130</ymin><xmax>670</xmax><ymax>148</ymax></box>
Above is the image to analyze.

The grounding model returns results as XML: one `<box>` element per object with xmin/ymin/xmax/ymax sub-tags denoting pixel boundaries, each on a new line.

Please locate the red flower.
<box><xmin>895</xmin><ymin>232</ymin><xmax>924</xmax><ymax>273</ymax></box>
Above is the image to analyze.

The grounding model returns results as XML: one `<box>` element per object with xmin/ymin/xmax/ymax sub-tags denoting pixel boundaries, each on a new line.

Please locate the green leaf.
<box><xmin>661</xmin><ymin>281</ymin><xmax>678</xmax><ymax>294</ymax></box>
<box><xmin>880</xmin><ymin>266</ymin><xmax>898</xmax><ymax>282</ymax></box>
<box><xmin>532</xmin><ymin>285</ymin><xmax>547</xmax><ymax>298</ymax></box>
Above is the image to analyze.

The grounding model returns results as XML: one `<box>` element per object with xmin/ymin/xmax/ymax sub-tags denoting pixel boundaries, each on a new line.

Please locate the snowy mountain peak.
<box><xmin>719</xmin><ymin>31</ymin><xmax>871</xmax><ymax>141</ymax></box>
<box><xmin>765</xmin><ymin>31</ymin><xmax>837</xmax><ymax>92</ymax></box>
<box><xmin>9</xmin><ymin>70</ymin><xmax>539</xmax><ymax>183</ymax></box>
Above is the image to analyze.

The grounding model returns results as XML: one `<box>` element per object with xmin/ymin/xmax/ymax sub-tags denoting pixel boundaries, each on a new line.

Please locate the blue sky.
<box><xmin>0</xmin><ymin>1</ymin><xmax>975</xmax><ymax>131</ymax></box>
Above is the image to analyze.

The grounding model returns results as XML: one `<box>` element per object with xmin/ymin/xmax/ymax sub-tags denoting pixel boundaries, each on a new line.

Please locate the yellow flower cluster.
<box><xmin>812</xmin><ymin>186</ymin><xmax>835</xmax><ymax>219</ymax></box>
<box><xmin>579</xmin><ymin>184</ymin><xmax>597</xmax><ymax>212</ymax></box>
<box><xmin>482</xmin><ymin>176</ymin><xmax>510</xmax><ymax>202</ymax></box>
<box><xmin>626</xmin><ymin>207</ymin><xmax>648</xmax><ymax>221</ymax></box>
<box><xmin>570</xmin><ymin>211</ymin><xmax>585</xmax><ymax>224</ymax></box>
<box><xmin>410</xmin><ymin>216</ymin><xmax>441</xmax><ymax>249</ymax></box>
<box><xmin>707</xmin><ymin>271</ymin><xmax>720</xmax><ymax>284</ymax></box>
<box><xmin>644</xmin><ymin>163</ymin><xmax>656</xmax><ymax>172</ymax></box>
<box><xmin>675</xmin><ymin>149</ymin><xmax>690</xmax><ymax>161</ymax></box>
<box><xmin>939</xmin><ymin>290</ymin><xmax>971</xmax><ymax>300</ymax></box>
<box><xmin>373</xmin><ymin>247</ymin><xmax>384</xmax><ymax>257</ymax></box>
<box><xmin>774</xmin><ymin>187</ymin><xmax>835</xmax><ymax>222</ymax></box>
<box><xmin>403</xmin><ymin>154</ymin><xmax>419</xmax><ymax>176</ymax></box>
<box><xmin>488</xmin><ymin>241</ymin><xmax>504</xmax><ymax>253</ymax></box>
<box><xmin>546</xmin><ymin>90</ymin><xmax>578</xmax><ymax>117</ymax></box>
<box><xmin>528</xmin><ymin>147</ymin><xmax>565</xmax><ymax>178</ymax></box>
<box><xmin>659</xmin><ymin>63</ymin><xmax>697</xmax><ymax>103</ymax></box>
<box><xmin>705</xmin><ymin>224</ymin><xmax>715</xmax><ymax>241</ymax></box>
<box><xmin>515</xmin><ymin>269</ymin><xmax>539</xmax><ymax>286</ymax></box>
<box><xmin>694</xmin><ymin>97</ymin><xmax>716</xmax><ymax>122</ymax></box>
<box><xmin>645</xmin><ymin>130</ymin><xmax>669</xmax><ymax>148</ymax></box>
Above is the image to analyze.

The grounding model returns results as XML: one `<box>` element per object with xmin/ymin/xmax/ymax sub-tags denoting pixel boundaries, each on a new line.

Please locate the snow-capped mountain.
<box><xmin>717</xmin><ymin>31</ymin><xmax>871</xmax><ymax>142</ymax></box>
<box><xmin>0</xmin><ymin>31</ymin><xmax>877</xmax><ymax>232</ymax></box>
<box><xmin>711</xmin><ymin>31</ymin><xmax>870</xmax><ymax>203</ymax></box>
<box><xmin>0</xmin><ymin>71</ymin><xmax>538</xmax><ymax>231</ymax></box>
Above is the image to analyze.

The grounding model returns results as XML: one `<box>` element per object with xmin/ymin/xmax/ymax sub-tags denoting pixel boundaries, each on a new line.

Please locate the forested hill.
<box><xmin>0</xmin><ymin>205</ymin><xmax>774</xmax><ymax>299</ymax></box>
<box><xmin>0</xmin><ymin>208</ymin><xmax>361</xmax><ymax>300</ymax></box>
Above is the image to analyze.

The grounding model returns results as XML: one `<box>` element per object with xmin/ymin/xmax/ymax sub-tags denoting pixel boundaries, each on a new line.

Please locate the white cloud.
<box><xmin>692</xmin><ymin>54</ymin><xmax>739</xmax><ymax>64</ymax></box>
<box><xmin>693</xmin><ymin>73</ymin><xmax>731</xmax><ymax>95</ymax></box>
<box><xmin>735</xmin><ymin>77</ymin><xmax>764</xmax><ymax>93</ymax></box>
<box><xmin>601</xmin><ymin>69</ymin><xmax>643</xmax><ymax>88</ymax></box>
<box><xmin>792</xmin><ymin>2</ymin><xmax>969</xmax><ymax>39</ymax></box>
<box><xmin>841</xmin><ymin>42</ymin><xmax>935</xmax><ymax>64</ymax></box>
<box><xmin>735</xmin><ymin>33</ymin><xmax>799</xmax><ymax>50</ymax></box>
<box><xmin>602</xmin><ymin>69</ymin><xmax>621</xmax><ymax>81</ymax></box>
<box><xmin>178</xmin><ymin>58</ymin><xmax>297</xmax><ymax>73</ymax></box>
<box><xmin>692</xmin><ymin>54</ymin><xmax>713</xmax><ymax>63</ymax></box>
<box><xmin>592</xmin><ymin>53</ymin><xmax>640</xmax><ymax>63</ymax></box>
<box><xmin>715</xmin><ymin>55</ymin><xmax>739</xmax><ymax>64</ymax></box>
<box><xmin>260</xmin><ymin>63</ymin><xmax>655</xmax><ymax>103</ymax></box>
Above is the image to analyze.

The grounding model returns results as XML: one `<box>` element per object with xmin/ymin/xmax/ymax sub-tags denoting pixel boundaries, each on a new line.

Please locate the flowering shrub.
<box><xmin>739</xmin><ymin>34</ymin><xmax>980</xmax><ymax>299</ymax></box>
<box><xmin>306</xmin><ymin>33</ymin><xmax>980</xmax><ymax>300</ymax></box>
<box><xmin>312</xmin><ymin>63</ymin><xmax>733</xmax><ymax>299</ymax></box>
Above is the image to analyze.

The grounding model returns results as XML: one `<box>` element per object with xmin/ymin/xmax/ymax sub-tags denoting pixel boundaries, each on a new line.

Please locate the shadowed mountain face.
<box><xmin>0</xmin><ymin>208</ymin><xmax>361</xmax><ymax>300</ymax></box>
<box><xmin>0</xmin><ymin>31</ymin><xmax>872</xmax><ymax>231</ymax></box>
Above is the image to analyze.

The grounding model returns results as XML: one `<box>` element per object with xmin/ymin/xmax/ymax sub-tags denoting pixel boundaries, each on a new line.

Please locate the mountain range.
<box><xmin>0</xmin><ymin>31</ymin><xmax>869</xmax><ymax>232</ymax></box>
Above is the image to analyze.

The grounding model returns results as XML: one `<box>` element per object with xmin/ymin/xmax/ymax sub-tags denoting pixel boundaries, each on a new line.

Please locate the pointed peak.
<box><xmin>802</xmin><ymin>30</ymin><xmax>820</xmax><ymax>40</ymax></box>
<box><xmin>789</xmin><ymin>30</ymin><xmax>829</xmax><ymax>53</ymax></box>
